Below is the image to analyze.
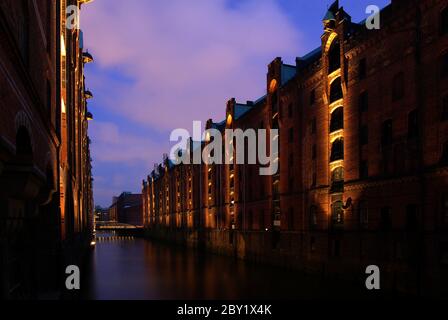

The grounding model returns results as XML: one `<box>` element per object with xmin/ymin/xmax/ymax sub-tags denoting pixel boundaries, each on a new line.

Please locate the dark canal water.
<box><xmin>82</xmin><ymin>231</ymin><xmax>369</xmax><ymax>300</ymax></box>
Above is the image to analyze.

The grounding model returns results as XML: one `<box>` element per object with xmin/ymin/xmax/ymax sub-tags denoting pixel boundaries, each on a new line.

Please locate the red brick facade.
<box><xmin>0</xmin><ymin>0</ymin><xmax>94</xmax><ymax>298</ymax></box>
<box><xmin>143</xmin><ymin>0</ymin><xmax>448</xmax><ymax>296</ymax></box>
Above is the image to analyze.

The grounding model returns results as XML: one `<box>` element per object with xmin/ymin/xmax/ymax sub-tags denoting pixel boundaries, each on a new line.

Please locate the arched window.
<box><xmin>330</xmin><ymin>107</ymin><xmax>344</xmax><ymax>132</ymax></box>
<box><xmin>330</xmin><ymin>138</ymin><xmax>344</xmax><ymax>162</ymax></box>
<box><xmin>16</xmin><ymin>126</ymin><xmax>33</xmax><ymax>160</ymax></box>
<box><xmin>328</xmin><ymin>38</ymin><xmax>341</xmax><ymax>73</ymax></box>
<box><xmin>329</xmin><ymin>77</ymin><xmax>343</xmax><ymax>103</ymax></box>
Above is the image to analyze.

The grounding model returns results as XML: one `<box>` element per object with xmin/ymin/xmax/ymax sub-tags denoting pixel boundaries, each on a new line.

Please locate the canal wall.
<box><xmin>144</xmin><ymin>227</ymin><xmax>366</xmax><ymax>287</ymax></box>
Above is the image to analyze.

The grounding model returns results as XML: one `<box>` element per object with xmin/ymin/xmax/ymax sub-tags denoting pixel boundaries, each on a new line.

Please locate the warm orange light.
<box><xmin>269</xmin><ymin>79</ymin><xmax>278</xmax><ymax>93</ymax></box>
<box><xmin>226</xmin><ymin>114</ymin><xmax>233</xmax><ymax>126</ymax></box>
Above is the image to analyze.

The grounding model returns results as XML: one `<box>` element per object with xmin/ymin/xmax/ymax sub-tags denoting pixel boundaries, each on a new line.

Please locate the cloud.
<box><xmin>81</xmin><ymin>0</ymin><xmax>301</xmax><ymax>205</ymax></box>
<box><xmin>82</xmin><ymin>0</ymin><xmax>301</xmax><ymax>131</ymax></box>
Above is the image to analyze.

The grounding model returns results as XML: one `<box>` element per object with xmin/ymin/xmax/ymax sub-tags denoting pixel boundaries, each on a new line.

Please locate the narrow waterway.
<box><xmin>82</xmin><ymin>231</ymin><xmax>370</xmax><ymax>300</ymax></box>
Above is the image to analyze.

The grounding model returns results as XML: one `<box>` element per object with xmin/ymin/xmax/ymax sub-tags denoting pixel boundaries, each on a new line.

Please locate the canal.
<box><xmin>82</xmin><ymin>231</ymin><xmax>370</xmax><ymax>300</ymax></box>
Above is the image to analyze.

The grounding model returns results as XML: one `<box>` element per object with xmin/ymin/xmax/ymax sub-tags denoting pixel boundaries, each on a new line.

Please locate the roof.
<box><xmin>235</xmin><ymin>103</ymin><xmax>253</xmax><ymax>120</ymax></box>
<box><xmin>281</xmin><ymin>64</ymin><xmax>297</xmax><ymax>86</ymax></box>
<box><xmin>297</xmin><ymin>47</ymin><xmax>322</xmax><ymax>70</ymax></box>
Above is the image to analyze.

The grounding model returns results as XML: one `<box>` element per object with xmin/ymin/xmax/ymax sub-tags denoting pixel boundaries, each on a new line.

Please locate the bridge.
<box><xmin>95</xmin><ymin>221</ymin><xmax>144</xmax><ymax>237</ymax></box>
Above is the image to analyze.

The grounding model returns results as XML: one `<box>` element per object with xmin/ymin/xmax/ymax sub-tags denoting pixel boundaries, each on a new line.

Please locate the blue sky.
<box><xmin>81</xmin><ymin>0</ymin><xmax>390</xmax><ymax>207</ymax></box>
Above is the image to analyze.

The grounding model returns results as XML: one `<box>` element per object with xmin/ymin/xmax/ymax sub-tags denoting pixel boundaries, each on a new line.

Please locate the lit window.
<box><xmin>328</xmin><ymin>38</ymin><xmax>341</xmax><ymax>73</ymax></box>
<box><xmin>330</xmin><ymin>77</ymin><xmax>343</xmax><ymax>103</ymax></box>
<box><xmin>330</xmin><ymin>107</ymin><xmax>344</xmax><ymax>132</ymax></box>
<box><xmin>330</xmin><ymin>138</ymin><xmax>344</xmax><ymax>162</ymax></box>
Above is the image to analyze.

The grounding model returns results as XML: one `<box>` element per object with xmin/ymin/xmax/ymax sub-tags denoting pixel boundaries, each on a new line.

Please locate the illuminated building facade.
<box><xmin>143</xmin><ymin>0</ymin><xmax>448</xmax><ymax>296</ymax></box>
<box><xmin>0</xmin><ymin>0</ymin><xmax>94</xmax><ymax>298</ymax></box>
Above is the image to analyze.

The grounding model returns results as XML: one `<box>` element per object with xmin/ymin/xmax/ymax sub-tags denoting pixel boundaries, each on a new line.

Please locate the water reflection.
<box><xmin>83</xmin><ymin>232</ymin><xmax>367</xmax><ymax>300</ymax></box>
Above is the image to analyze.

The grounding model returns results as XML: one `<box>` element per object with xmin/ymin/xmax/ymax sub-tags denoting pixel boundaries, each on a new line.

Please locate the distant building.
<box><xmin>109</xmin><ymin>193</ymin><xmax>143</xmax><ymax>226</ymax></box>
<box><xmin>95</xmin><ymin>206</ymin><xmax>110</xmax><ymax>222</ymax></box>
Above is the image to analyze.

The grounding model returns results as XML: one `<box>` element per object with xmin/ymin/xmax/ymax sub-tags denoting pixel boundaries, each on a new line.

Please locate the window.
<box><xmin>272</xmin><ymin>92</ymin><xmax>278</xmax><ymax>115</ymax></box>
<box><xmin>46</xmin><ymin>0</ymin><xmax>52</xmax><ymax>53</ymax></box>
<box><xmin>260</xmin><ymin>210</ymin><xmax>265</xmax><ymax>230</ymax></box>
<box><xmin>288</xmin><ymin>207</ymin><xmax>294</xmax><ymax>230</ymax></box>
<box><xmin>358</xmin><ymin>125</ymin><xmax>368</xmax><ymax>146</ymax></box>
<box><xmin>330</xmin><ymin>107</ymin><xmax>344</xmax><ymax>132</ymax></box>
<box><xmin>289</xmin><ymin>153</ymin><xmax>294</xmax><ymax>167</ymax></box>
<box><xmin>380</xmin><ymin>207</ymin><xmax>391</xmax><ymax>230</ymax></box>
<box><xmin>332</xmin><ymin>167</ymin><xmax>344</xmax><ymax>182</ymax></box>
<box><xmin>289</xmin><ymin>177</ymin><xmax>294</xmax><ymax>192</ymax></box>
<box><xmin>443</xmin><ymin>53</ymin><xmax>448</xmax><ymax>78</ymax></box>
<box><xmin>381</xmin><ymin>120</ymin><xmax>393</xmax><ymax>147</ymax></box>
<box><xmin>288</xmin><ymin>104</ymin><xmax>293</xmax><ymax>118</ymax></box>
<box><xmin>18</xmin><ymin>1</ymin><xmax>30</xmax><ymax>65</ymax></box>
<box><xmin>392</xmin><ymin>72</ymin><xmax>404</xmax><ymax>101</ymax></box>
<box><xmin>310</xmin><ymin>206</ymin><xmax>318</xmax><ymax>229</ymax></box>
<box><xmin>47</xmin><ymin>80</ymin><xmax>52</xmax><ymax>115</ymax></box>
<box><xmin>330</xmin><ymin>77</ymin><xmax>343</xmax><ymax>103</ymax></box>
<box><xmin>310</xmin><ymin>89</ymin><xmax>316</xmax><ymax>106</ymax></box>
<box><xmin>406</xmin><ymin>205</ymin><xmax>418</xmax><ymax>231</ymax></box>
<box><xmin>310</xmin><ymin>237</ymin><xmax>316</xmax><ymax>253</ymax></box>
<box><xmin>312</xmin><ymin>144</ymin><xmax>317</xmax><ymax>160</ymax></box>
<box><xmin>442</xmin><ymin>95</ymin><xmax>448</xmax><ymax>121</ymax></box>
<box><xmin>288</xmin><ymin>128</ymin><xmax>294</xmax><ymax>143</ymax></box>
<box><xmin>359</xmin><ymin>58</ymin><xmax>367</xmax><ymax>80</ymax></box>
<box><xmin>441</xmin><ymin>7</ymin><xmax>448</xmax><ymax>35</ymax></box>
<box><xmin>443</xmin><ymin>196</ymin><xmax>448</xmax><ymax>224</ymax></box>
<box><xmin>311</xmin><ymin>171</ymin><xmax>317</xmax><ymax>187</ymax></box>
<box><xmin>359</xmin><ymin>201</ymin><xmax>368</xmax><ymax>228</ymax></box>
<box><xmin>330</xmin><ymin>138</ymin><xmax>344</xmax><ymax>162</ymax></box>
<box><xmin>311</xmin><ymin>118</ymin><xmax>317</xmax><ymax>134</ymax></box>
<box><xmin>331</xmin><ymin>167</ymin><xmax>344</xmax><ymax>193</ymax></box>
<box><xmin>331</xmin><ymin>201</ymin><xmax>344</xmax><ymax>226</ymax></box>
<box><xmin>359</xmin><ymin>91</ymin><xmax>368</xmax><ymax>112</ymax></box>
<box><xmin>328</xmin><ymin>39</ymin><xmax>341</xmax><ymax>73</ymax></box>
<box><xmin>360</xmin><ymin>160</ymin><xmax>369</xmax><ymax>179</ymax></box>
<box><xmin>408</xmin><ymin>109</ymin><xmax>419</xmax><ymax>139</ymax></box>
<box><xmin>441</xmin><ymin>142</ymin><xmax>448</xmax><ymax>165</ymax></box>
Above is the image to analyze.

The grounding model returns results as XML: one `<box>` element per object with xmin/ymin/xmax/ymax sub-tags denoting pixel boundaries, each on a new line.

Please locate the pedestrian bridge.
<box><xmin>95</xmin><ymin>222</ymin><xmax>144</xmax><ymax>236</ymax></box>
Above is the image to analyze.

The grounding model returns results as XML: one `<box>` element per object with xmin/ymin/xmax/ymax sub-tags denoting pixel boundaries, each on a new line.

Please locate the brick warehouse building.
<box><xmin>0</xmin><ymin>0</ymin><xmax>94</xmax><ymax>299</ymax></box>
<box><xmin>109</xmin><ymin>192</ymin><xmax>143</xmax><ymax>226</ymax></box>
<box><xmin>143</xmin><ymin>0</ymin><xmax>448</xmax><ymax>296</ymax></box>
